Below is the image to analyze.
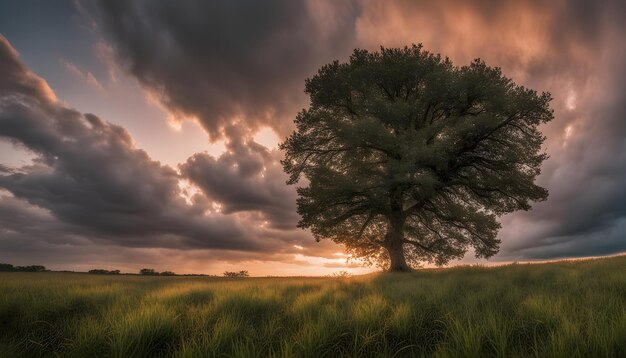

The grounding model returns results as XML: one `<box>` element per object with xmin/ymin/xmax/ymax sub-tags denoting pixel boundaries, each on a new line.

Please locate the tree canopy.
<box><xmin>281</xmin><ymin>45</ymin><xmax>553</xmax><ymax>271</ymax></box>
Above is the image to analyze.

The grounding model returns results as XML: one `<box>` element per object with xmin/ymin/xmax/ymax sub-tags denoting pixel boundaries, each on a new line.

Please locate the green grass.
<box><xmin>1</xmin><ymin>256</ymin><xmax>625</xmax><ymax>357</ymax></box>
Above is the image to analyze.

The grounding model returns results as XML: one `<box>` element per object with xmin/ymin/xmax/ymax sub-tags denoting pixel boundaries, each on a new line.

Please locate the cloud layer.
<box><xmin>0</xmin><ymin>35</ymin><xmax>262</xmax><ymax>250</ymax></box>
<box><xmin>1</xmin><ymin>0</ymin><xmax>626</xmax><ymax>273</ymax></box>
<box><xmin>95</xmin><ymin>0</ymin><xmax>359</xmax><ymax>140</ymax></box>
<box><xmin>0</xmin><ymin>35</ymin><xmax>331</xmax><ymax>268</ymax></box>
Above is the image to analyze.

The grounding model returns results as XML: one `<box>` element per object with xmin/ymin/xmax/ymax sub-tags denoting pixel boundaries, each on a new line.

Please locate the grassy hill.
<box><xmin>1</xmin><ymin>256</ymin><xmax>625</xmax><ymax>357</ymax></box>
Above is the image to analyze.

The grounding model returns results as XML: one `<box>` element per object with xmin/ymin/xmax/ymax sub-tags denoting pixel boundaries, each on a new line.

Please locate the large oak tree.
<box><xmin>281</xmin><ymin>45</ymin><xmax>552</xmax><ymax>272</ymax></box>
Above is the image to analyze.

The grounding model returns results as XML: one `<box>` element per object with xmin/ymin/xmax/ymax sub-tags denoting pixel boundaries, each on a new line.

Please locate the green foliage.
<box><xmin>281</xmin><ymin>45</ymin><xmax>553</xmax><ymax>269</ymax></box>
<box><xmin>1</xmin><ymin>256</ymin><xmax>625</xmax><ymax>357</ymax></box>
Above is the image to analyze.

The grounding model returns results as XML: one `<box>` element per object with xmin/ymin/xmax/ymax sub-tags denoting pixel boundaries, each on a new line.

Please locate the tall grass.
<box><xmin>1</xmin><ymin>256</ymin><xmax>625</xmax><ymax>357</ymax></box>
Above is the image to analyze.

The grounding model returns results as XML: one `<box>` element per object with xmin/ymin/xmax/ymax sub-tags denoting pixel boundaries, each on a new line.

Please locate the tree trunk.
<box><xmin>386</xmin><ymin>215</ymin><xmax>411</xmax><ymax>272</ymax></box>
<box><xmin>388</xmin><ymin>241</ymin><xmax>411</xmax><ymax>272</ymax></box>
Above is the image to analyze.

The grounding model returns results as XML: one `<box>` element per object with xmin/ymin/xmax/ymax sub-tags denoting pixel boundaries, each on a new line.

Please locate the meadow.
<box><xmin>1</xmin><ymin>256</ymin><xmax>625</xmax><ymax>357</ymax></box>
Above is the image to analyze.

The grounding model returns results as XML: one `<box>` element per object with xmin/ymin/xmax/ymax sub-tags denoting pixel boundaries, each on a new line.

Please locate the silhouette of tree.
<box><xmin>281</xmin><ymin>45</ymin><xmax>552</xmax><ymax>272</ymax></box>
<box><xmin>88</xmin><ymin>269</ymin><xmax>121</xmax><ymax>275</ymax></box>
<box><xmin>0</xmin><ymin>263</ymin><xmax>47</xmax><ymax>272</ymax></box>
<box><xmin>18</xmin><ymin>265</ymin><xmax>46</xmax><ymax>272</ymax></box>
<box><xmin>0</xmin><ymin>263</ymin><xmax>14</xmax><ymax>271</ymax></box>
<box><xmin>223</xmin><ymin>270</ymin><xmax>249</xmax><ymax>277</ymax></box>
<box><xmin>139</xmin><ymin>268</ymin><xmax>157</xmax><ymax>275</ymax></box>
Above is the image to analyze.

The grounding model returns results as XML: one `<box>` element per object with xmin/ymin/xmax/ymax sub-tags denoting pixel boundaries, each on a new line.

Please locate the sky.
<box><xmin>0</xmin><ymin>0</ymin><xmax>625</xmax><ymax>276</ymax></box>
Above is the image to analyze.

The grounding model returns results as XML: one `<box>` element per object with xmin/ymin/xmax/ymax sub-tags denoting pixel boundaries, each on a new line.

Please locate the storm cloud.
<box><xmin>94</xmin><ymin>0</ymin><xmax>359</xmax><ymax>140</ymax></box>
<box><xmin>181</xmin><ymin>140</ymin><xmax>299</xmax><ymax>230</ymax></box>
<box><xmin>0</xmin><ymin>34</ymin><xmax>279</xmax><ymax>252</ymax></box>
<box><xmin>1</xmin><ymin>0</ymin><xmax>626</xmax><ymax>274</ymax></box>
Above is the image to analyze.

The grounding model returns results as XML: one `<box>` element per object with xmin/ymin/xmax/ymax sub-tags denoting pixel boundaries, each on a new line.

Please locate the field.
<box><xmin>1</xmin><ymin>257</ymin><xmax>625</xmax><ymax>357</ymax></box>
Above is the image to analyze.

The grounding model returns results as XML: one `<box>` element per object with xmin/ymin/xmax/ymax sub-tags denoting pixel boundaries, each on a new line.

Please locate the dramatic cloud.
<box><xmin>500</xmin><ymin>50</ymin><xmax>626</xmax><ymax>259</ymax></box>
<box><xmin>1</xmin><ymin>0</ymin><xmax>625</xmax><ymax>274</ymax></box>
<box><xmin>94</xmin><ymin>0</ymin><xmax>359</xmax><ymax>140</ymax></box>
<box><xmin>0</xmin><ymin>35</ymin><xmax>271</xmax><ymax>252</ymax></box>
<box><xmin>181</xmin><ymin>139</ymin><xmax>299</xmax><ymax>230</ymax></box>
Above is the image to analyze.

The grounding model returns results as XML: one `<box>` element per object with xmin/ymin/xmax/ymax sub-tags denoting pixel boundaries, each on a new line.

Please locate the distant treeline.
<box><xmin>0</xmin><ymin>263</ymin><xmax>47</xmax><ymax>272</ymax></box>
<box><xmin>139</xmin><ymin>268</ymin><xmax>176</xmax><ymax>276</ymax></box>
<box><xmin>90</xmin><ymin>268</ymin><xmax>214</xmax><ymax>276</ymax></box>
<box><xmin>139</xmin><ymin>269</ymin><xmax>250</xmax><ymax>277</ymax></box>
<box><xmin>88</xmin><ymin>269</ymin><xmax>121</xmax><ymax>275</ymax></box>
<box><xmin>0</xmin><ymin>263</ymin><xmax>248</xmax><ymax>277</ymax></box>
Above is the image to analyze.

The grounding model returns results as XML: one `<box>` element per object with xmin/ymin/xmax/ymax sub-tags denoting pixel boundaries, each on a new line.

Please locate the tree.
<box><xmin>139</xmin><ymin>268</ymin><xmax>157</xmax><ymax>275</ymax></box>
<box><xmin>89</xmin><ymin>269</ymin><xmax>108</xmax><ymax>274</ymax></box>
<box><xmin>0</xmin><ymin>263</ymin><xmax>14</xmax><ymax>272</ymax></box>
<box><xmin>89</xmin><ymin>269</ymin><xmax>121</xmax><ymax>275</ymax></box>
<box><xmin>18</xmin><ymin>265</ymin><xmax>46</xmax><ymax>272</ymax></box>
<box><xmin>0</xmin><ymin>263</ymin><xmax>47</xmax><ymax>272</ymax></box>
<box><xmin>281</xmin><ymin>45</ymin><xmax>552</xmax><ymax>272</ymax></box>
<box><xmin>223</xmin><ymin>270</ymin><xmax>249</xmax><ymax>278</ymax></box>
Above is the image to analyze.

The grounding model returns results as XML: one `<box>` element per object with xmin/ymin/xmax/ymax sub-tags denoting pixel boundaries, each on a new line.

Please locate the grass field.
<box><xmin>1</xmin><ymin>256</ymin><xmax>625</xmax><ymax>357</ymax></box>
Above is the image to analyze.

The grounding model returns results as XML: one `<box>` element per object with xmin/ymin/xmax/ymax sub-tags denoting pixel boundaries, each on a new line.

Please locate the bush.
<box><xmin>0</xmin><ymin>263</ymin><xmax>14</xmax><ymax>271</ymax></box>
<box><xmin>139</xmin><ymin>268</ymin><xmax>158</xmax><ymax>275</ymax></box>
<box><xmin>88</xmin><ymin>269</ymin><xmax>120</xmax><ymax>275</ymax></box>
<box><xmin>19</xmin><ymin>265</ymin><xmax>46</xmax><ymax>272</ymax></box>
<box><xmin>223</xmin><ymin>270</ymin><xmax>249</xmax><ymax>278</ymax></box>
<box><xmin>331</xmin><ymin>270</ymin><xmax>352</xmax><ymax>278</ymax></box>
<box><xmin>160</xmin><ymin>271</ymin><xmax>176</xmax><ymax>276</ymax></box>
<box><xmin>0</xmin><ymin>263</ymin><xmax>47</xmax><ymax>272</ymax></box>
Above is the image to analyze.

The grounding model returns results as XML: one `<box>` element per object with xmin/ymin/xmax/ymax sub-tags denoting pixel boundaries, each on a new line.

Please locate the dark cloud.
<box><xmin>94</xmin><ymin>0</ymin><xmax>359</xmax><ymax>140</ymax></box>
<box><xmin>181</xmin><ymin>139</ymin><xmax>299</xmax><ymax>230</ymax></box>
<box><xmin>499</xmin><ymin>54</ymin><xmax>626</xmax><ymax>259</ymax></box>
<box><xmin>0</xmin><ymin>190</ymin><xmax>344</xmax><ymax>274</ymax></box>
<box><xmin>91</xmin><ymin>0</ymin><xmax>341</xmax><ymax>239</ymax></box>
<box><xmin>0</xmin><ymin>194</ymin><xmax>82</xmax><ymax>246</ymax></box>
<box><xmin>0</xmin><ymin>34</ymin><xmax>270</xmax><ymax>252</ymax></box>
<box><xmin>0</xmin><ymin>34</ymin><xmax>342</xmax><ymax>273</ymax></box>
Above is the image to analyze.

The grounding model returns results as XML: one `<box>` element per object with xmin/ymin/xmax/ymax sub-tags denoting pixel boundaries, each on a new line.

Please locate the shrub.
<box><xmin>140</xmin><ymin>268</ymin><xmax>158</xmax><ymax>275</ymax></box>
<box><xmin>89</xmin><ymin>269</ymin><xmax>121</xmax><ymax>275</ymax></box>
<box><xmin>332</xmin><ymin>270</ymin><xmax>352</xmax><ymax>278</ymax></box>
<box><xmin>0</xmin><ymin>263</ymin><xmax>14</xmax><ymax>271</ymax></box>
<box><xmin>0</xmin><ymin>263</ymin><xmax>47</xmax><ymax>272</ymax></box>
<box><xmin>17</xmin><ymin>265</ymin><xmax>47</xmax><ymax>272</ymax></box>
<box><xmin>223</xmin><ymin>270</ymin><xmax>249</xmax><ymax>278</ymax></box>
